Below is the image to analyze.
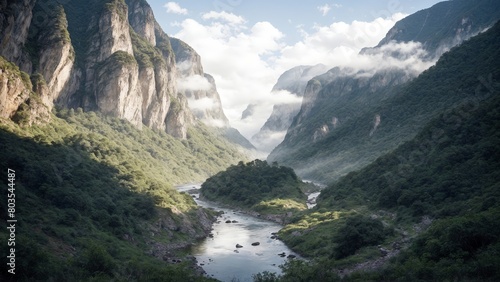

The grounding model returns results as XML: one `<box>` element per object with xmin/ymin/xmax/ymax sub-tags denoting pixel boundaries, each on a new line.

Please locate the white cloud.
<box><xmin>352</xmin><ymin>40</ymin><xmax>435</xmax><ymax>76</ymax></box>
<box><xmin>251</xmin><ymin>130</ymin><xmax>288</xmax><ymax>153</ymax></box>
<box><xmin>201</xmin><ymin>118</ymin><xmax>227</xmax><ymax>128</ymax></box>
<box><xmin>164</xmin><ymin>2</ymin><xmax>187</xmax><ymax>15</ymax></box>
<box><xmin>178</xmin><ymin>75</ymin><xmax>212</xmax><ymax>91</ymax></box>
<box><xmin>176</xmin><ymin>60</ymin><xmax>193</xmax><ymax>73</ymax></box>
<box><xmin>318</xmin><ymin>4</ymin><xmax>331</xmax><ymax>16</ymax></box>
<box><xmin>277</xmin><ymin>13</ymin><xmax>407</xmax><ymax>69</ymax></box>
<box><xmin>187</xmin><ymin>97</ymin><xmax>218</xmax><ymax>111</ymax></box>
<box><xmin>172</xmin><ymin>12</ymin><xmax>429</xmax><ymax>141</ymax></box>
<box><xmin>268</xmin><ymin>90</ymin><xmax>303</xmax><ymax>105</ymax></box>
<box><xmin>202</xmin><ymin>11</ymin><xmax>246</xmax><ymax>25</ymax></box>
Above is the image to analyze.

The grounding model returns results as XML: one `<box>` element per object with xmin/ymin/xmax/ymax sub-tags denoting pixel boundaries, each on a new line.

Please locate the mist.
<box><xmin>178</xmin><ymin>74</ymin><xmax>212</xmax><ymax>91</ymax></box>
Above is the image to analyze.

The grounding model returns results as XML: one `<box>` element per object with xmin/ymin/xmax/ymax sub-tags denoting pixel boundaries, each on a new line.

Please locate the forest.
<box><xmin>0</xmin><ymin>108</ymin><xmax>246</xmax><ymax>281</ymax></box>
<box><xmin>201</xmin><ymin>160</ymin><xmax>310</xmax><ymax>218</ymax></box>
<box><xmin>255</xmin><ymin>21</ymin><xmax>500</xmax><ymax>282</ymax></box>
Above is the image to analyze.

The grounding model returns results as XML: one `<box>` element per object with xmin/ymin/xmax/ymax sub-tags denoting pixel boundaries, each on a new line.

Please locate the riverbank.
<box><xmin>176</xmin><ymin>184</ymin><xmax>302</xmax><ymax>281</ymax></box>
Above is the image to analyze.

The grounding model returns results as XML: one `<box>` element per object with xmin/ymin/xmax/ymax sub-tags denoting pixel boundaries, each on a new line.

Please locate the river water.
<box><xmin>176</xmin><ymin>184</ymin><xmax>302</xmax><ymax>282</ymax></box>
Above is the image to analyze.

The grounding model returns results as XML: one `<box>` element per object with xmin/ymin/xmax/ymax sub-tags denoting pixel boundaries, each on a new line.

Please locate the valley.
<box><xmin>1</xmin><ymin>0</ymin><xmax>500</xmax><ymax>281</ymax></box>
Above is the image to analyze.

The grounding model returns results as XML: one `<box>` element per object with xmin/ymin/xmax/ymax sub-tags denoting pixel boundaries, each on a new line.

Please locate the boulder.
<box><xmin>236</xmin><ymin>244</ymin><xmax>243</xmax><ymax>248</ymax></box>
<box><xmin>251</xmin><ymin>242</ymin><xmax>260</xmax><ymax>246</ymax></box>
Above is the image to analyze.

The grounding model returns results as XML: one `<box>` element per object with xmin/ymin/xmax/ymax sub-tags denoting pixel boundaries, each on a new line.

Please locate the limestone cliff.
<box><xmin>251</xmin><ymin>64</ymin><xmax>328</xmax><ymax>152</ymax></box>
<box><xmin>0</xmin><ymin>0</ymin><xmax>199</xmax><ymax>139</ymax></box>
<box><xmin>0</xmin><ymin>57</ymin><xmax>32</xmax><ymax>119</ymax></box>
<box><xmin>268</xmin><ymin>0</ymin><xmax>500</xmax><ymax>182</ymax></box>
<box><xmin>170</xmin><ymin>37</ymin><xmax>230</xmax><ymax>127</ymax></box>
<box><xmin>0</xmin><ymin>0</ymin><xmax>36</xmax><ymax>72</ymax></box>
<box><xmin>170</xmin><ymin>36</ymin><xmax>255</xmax><ymax>150</ymax></box>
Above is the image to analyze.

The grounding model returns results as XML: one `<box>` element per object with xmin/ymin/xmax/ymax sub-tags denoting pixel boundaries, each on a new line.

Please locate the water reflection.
<box><xmin>176</xmin><ymin>184</ymin><xmax>300</xmax><ymax>282</ymax></box>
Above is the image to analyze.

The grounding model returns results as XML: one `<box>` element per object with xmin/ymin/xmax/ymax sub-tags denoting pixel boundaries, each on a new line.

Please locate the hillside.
<box><xmin>0</xmin><ymin>0</ymin><xmax>251</xmax><ymax>280</ymax></box>
<box><xmin>375</xmin><ymin>0</ymin><xmax>500</xmax><ymax>56</ymax></box>
<box><xmin>0</xmin><ymin>108</ymin><xmax>248</xmax><ymax>280</ymax></box>
<box><xmin>269</xmin><ymin>15</ymin><xmax>500</xmax><ymax>183</ymax></box>
<box><xmin>270</xmin><ymin>21</ymin><xmax>500</xmax><ymax>281</ymax></box>
<box><xmin>200</xmin><ymin>160</ymin><xmax>309</xmax><ymax>223</ymax></box>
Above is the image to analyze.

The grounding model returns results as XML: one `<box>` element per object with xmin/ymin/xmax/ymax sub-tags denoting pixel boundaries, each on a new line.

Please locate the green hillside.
<box><xmin>268</xmin><ymin>21</ymin><xmax>500</xmax><ymax>281</ymax></box>
<box><xmin>0</xmin><ymin>109</ymin><xmax>246</xmax><ymax>281</ymax></box>
<box><xmin>201</xmin><ymin>160</ymin><xmax>309</xmax><ymax>219</ymax></box>
<box><xmin>270</xmin><ymin>19</ymin><xmax>500</xmax><ymax>183</ymax></box>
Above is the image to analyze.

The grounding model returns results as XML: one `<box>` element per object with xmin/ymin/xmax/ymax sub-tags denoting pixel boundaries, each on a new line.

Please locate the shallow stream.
<box><xmin>176</xmin><ymin>184</ymin><xmax>302</xmax><ymax>282</ymax></box>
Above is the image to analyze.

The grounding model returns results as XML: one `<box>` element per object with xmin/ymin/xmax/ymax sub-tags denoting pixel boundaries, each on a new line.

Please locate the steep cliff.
<box><xmin>373</xmin><ymin>0</ymin><xmax>500</xmax><ymax>57</ymax></box>
<box><xmin>0</xmin><ymin>0</ymin><xmax>195</xmax><ymax>138</ymax></box>
<box><xmin>252</xmin><ymin>64</ymin><xmax>328</xmax><ymax>152</ymax></box>
<box><xmin>170</xmin><ymin>37</ymin><xmax>229</xmax><ymax>127</ymax></box>
<box><xmin>170</xmin><ymin>36</ymin><xmax>255</xmax><ymax>150</ymax></box>
<box><xmin>269</xmin><ymin>0</ymin><xmax>500</xmax><ymax>182</ymax></box>
<box><xmin>0</xmin><ymin>1</ymin><xmax>250</xmax><ymax>279</ymax></box>
<box><xmin>0</xmin><ymin>0</ymin><xmax>36</xmax><ymax>72</ymax></box>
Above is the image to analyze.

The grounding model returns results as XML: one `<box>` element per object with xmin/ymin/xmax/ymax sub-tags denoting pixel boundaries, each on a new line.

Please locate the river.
<box><xmin>176</xmin><ymin>184</ymin><xmax>304</xmax><ymax>282</ymax></box>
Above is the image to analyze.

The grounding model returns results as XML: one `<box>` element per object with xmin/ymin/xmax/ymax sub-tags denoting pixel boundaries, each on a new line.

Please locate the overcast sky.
<box><xmin>148</xmin><ymin>0</ymin><xmax>443</xmax><ymax>139</ymax></box>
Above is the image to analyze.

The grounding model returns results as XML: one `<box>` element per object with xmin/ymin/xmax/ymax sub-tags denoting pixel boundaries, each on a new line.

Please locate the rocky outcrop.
<box><xmin>126</xmin><ymin>0</ymin><xmax>156</xmax><ymax>46</ymax></box>
<box><xmin>0</xmin><ymin>58</ymin><xmax>32</xmax><ymax>119</ymax></box>
<box><xmin>170</xmin><ymin>37</ymin><xmax>230</xmax><ymax>127</ymax></box>
<box><xmin>370</xmin><ymin>0</ymin><xmax>500</xmax><ymax>58</ymax></box>
<box><xmin>271</xmin><ymin>64</ymin><xmax>328</xmax><ymax>96</ymax></box>
<box><xmin>0</xmin><ymin>0</ymin><xmax>201</xmax><ymax>139</ymax></box>
<box><xmin>31</xmin><ymin>5</ymin><xmax>77</xmax><ymax>110</ymax></box>
<box><xmin>0</xmin><ymin>0</ymin><xmax>36</xmax><ymax>72</ymax></box>
<box><xmin>0</xmin><ymin>58</ymin><xmax>50</xmax><ymax>125</ymax></box>
<box><xmin>251</xmin><ymin>64</ymin><xmax>328</xmax><ymax>153</ymax></box>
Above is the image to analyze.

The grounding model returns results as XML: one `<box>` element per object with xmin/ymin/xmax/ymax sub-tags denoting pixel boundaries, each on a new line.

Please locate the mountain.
<box><xmin>373</xmin><ymin>0</ymin><xmax>500</xmax><ymax>57</ymax></box>
<box><xmin>170</xmin><ymin>37</ymin><xmax>229</xmax><ymax>127</ymax></box>
<box><xmin>252</xmin><ymin>64</ymin><xmax>328</xmax><ymax>152</ymax></box>
<box><xmin>0</xmin><ymin>0</ymin><xmax>252</xmax><ymax>149</ymax></box>
<box><xmin>271</xmin><ymin>64</ymin><xmax>329</xmax><ymax>96</ymax></box>
<box><xmin>275</xmin><ymin>20</ymin><xmax>500</xmax><ymax>281</ymax></box>
<box><xmin>170</xmin><ymin>36</ymin><xmax>255</xmax><ymax>150</ymax></box>
<box><xmin>0</xmin><ymin>0</ymin><xmax>249</xmax><ymax>280</ymax></box>
<box><xmin>268</xmin><ymin>0</ymin><xmax>500</xmax><ymax>183</ymax></box>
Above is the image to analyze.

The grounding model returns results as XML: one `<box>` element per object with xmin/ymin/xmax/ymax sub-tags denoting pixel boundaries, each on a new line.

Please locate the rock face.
<box><xmin>0</xmin><ymin>58</ymin><xmax>32</xmax><ymax>119</ymax></box>
<box><xmin>268</xmin><ymin>0</ymin><xmax>500</xmax><ymax>182</ymax></box>
<box><xmin>170</xmin><ymin>37</ymin><xmax>229</xmax><ymax>128</ymax></box>
<box><xmin>0</xmin><ymin>0</ymin><xmax>235</xmax><ymax>141</ymax></box>
<box><xmin>251</xmin><ymin>64</ymin><xmax>328</xmax><ymax>153</ymax></box>
<box><xmin>372</xmin><ymin>0</ymin><xmax>500</xmax><ymax>58</ymax></box>
<box><xmin>170</xmin><ymin>36</ymin><xmax>255</xmax><ymax>150</ymax></box>
<box><xmin>0</xmin><ymin>0</ymin><xmax>36</xmax><ymax>72</ymax></box>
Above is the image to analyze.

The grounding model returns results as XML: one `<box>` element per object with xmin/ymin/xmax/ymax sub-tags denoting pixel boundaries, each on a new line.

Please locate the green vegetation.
<box><xmin>269</xmin><ymin>14</ymin><xmax>500</xmax><ymax>184</ymax></box>
<box><xmin>376</xmin><ymin>0</ymin><xmax>500</xmax><ymax>52</ymax></box>
<box><xmin>105</xmin><ymin>0</ymin><xmax>128</xmax><ymax>21</ymax></box>
<box><xmin>256</xmin><ymin>20</ymin><xmax>500</xmax><ymax>282</ymax></box>
<box><xmin>333</xmin><ymin>215</ymin><xmax>391</xmax><ymax>259</ymax></box>
<box><xmin>201</xmin><ymin>160</ymin><xmax>308</xmax><ymax>216</ymax></box>
<box><xmin>0</xmin><ymin>108</ymin><xmax>245</xmax><ymax>281</ymax></box>
<box><xmin>0</xmin><ymin>56</ymin><xmax>32</xmax><ymax>89</ymax></box>
<box><xmin>131</xmin><ymin>30</ymin><xmax>165</xmax><ymax>68</ymax></box>
<box><xmin>100</xmin><ymin>50</ymin><xmax>137</xmax><ymax>68</ymax></box>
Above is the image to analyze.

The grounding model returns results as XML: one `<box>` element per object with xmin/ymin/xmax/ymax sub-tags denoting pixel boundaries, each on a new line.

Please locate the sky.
<box><xmin>147</xmin><ymin>0</ymin><xmax>444</xmax><ymax>141</ymax></box>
